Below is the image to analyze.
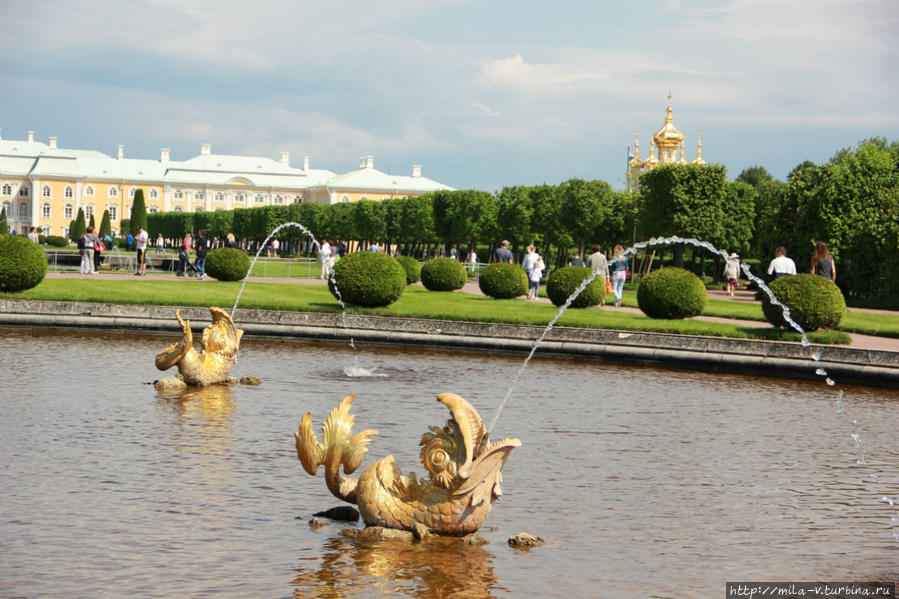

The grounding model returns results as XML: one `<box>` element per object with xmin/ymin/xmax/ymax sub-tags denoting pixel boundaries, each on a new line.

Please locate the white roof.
<box><xmin>0</xmin><ymin>135</ymin><xmax>451</xmax><ymax>194</ymax></box>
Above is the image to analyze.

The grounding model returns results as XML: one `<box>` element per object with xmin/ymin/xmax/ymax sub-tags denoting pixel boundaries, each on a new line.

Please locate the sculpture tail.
<box><xmin>295</xmin><ymin>393</ymin><xmax>378</xmax><ymax>503</ymax></box>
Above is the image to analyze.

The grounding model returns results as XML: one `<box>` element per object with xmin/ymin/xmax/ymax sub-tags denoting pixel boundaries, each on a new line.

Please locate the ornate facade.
<box><xmin>0</xmin><ymin>131</ymin><xmax>452</xmax><ymax>236</ymax></box>
<box><xmin>626</xmin><ymin>94</ymin><xmax>706</xmax><ymax>193</ymax></box>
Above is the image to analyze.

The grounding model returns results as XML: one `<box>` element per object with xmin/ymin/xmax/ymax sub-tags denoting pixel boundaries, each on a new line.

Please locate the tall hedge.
<box><xmin>0</xmin><ymin>207</ymin><xmax>8</xmax><ymax>235</ymax></box>
<box><xmin>130</xmin><ymin>189</ymin><xmax>147</xmax><ymax>235</ymax></box>
<box><xmin>71</xmin><ymin>208</ymin><xmax>86</xmax><ymax>241</ymax></box>
<box><xmin>99</xmin><ymin>209</ymin><xmax>112</xmax><ymax>238</ymax></box>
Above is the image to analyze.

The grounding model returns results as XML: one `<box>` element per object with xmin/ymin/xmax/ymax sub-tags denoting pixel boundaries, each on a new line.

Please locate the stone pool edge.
<box><xmin>2</xmin><ymin>299</ymin><xmax>897</xmax><ymax>388</ymax></box>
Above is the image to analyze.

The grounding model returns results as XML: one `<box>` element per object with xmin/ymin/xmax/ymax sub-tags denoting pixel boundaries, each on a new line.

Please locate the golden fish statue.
<box><xmin>295</xmin><ymin>392</ymin><xmax>520</xmax><ymax>536</ymax></box>
<box><xmin>155</xmin><ymin>307</ymin><xmax>243</xmax><ymax>387</ymax></box>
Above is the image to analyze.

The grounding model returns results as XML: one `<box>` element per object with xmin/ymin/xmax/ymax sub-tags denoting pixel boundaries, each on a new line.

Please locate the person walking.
<box><xmin>521</xmin><ymin>244</ymin><xmax>544</xmax><ymax>300</ymax></box>
<box><xmin>319</xmin><ymin>239</ymin><xmax>332</xmax><ymax>279</ymax></box>
<box><xmin>493</xmin><ymin>240</ymin><xmax>513</xmax><ymax>264</ymax></box>
<box><xmin>568</xmin><ymin>252</ymin><xmax>584</xmax><ymax>267</ymax></box>
<box><xmin>723</xmin><ymin>252</ymin><xmax>740</xmax><ymax>297</ymax></box>
<box><xmin>155</xmin><ymin>234</ymin><xmax>165</xmax><ymax>254</ymax></box>
<box><xmin>194</xmin><ymin>230</ymin><xmax>208</xmax><ymax>280</ymax></box>
<box><xmin>27</xmin><ymin>227</ymin><xmax>39</xmax><ymax>243</ymax></box>
<box><xmin>609</xmin><ymin>245</ymin><xmax>628</xmax><ymax>307</ymax></box>
<box><xmin>585</xmin><ymin>244</ymin><xmax>610</xmax><ymax>307</ymax></box>
<box><xmin>810</xmin><ymin>241</ymin><xmax>836</xmax><ymax>283</ymax></box>
<box><xmin>134</xmin><ymin>226</ymin><xmax>149</xmax><ymax>276</ymax></box>
<box><xmin>767</xmin><ymin>246</ymin><xmax>797</xmax><ymax>279</ymax></box>
<box><xmin>80</xmin><ymin>226</ymin><xmax>100</xmax><ymax>274</ymax></box>
<box><xmin>178</xmin><ymin>232</ymin><xmax>192</xmax><ymax>276</ymax></box>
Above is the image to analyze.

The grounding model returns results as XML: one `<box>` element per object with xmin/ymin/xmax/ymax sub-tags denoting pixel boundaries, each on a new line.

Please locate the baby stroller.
<box><xmin>177</xmin><ymin>249</ymin><xmax>200</xmax><ymax>277</ymax></box>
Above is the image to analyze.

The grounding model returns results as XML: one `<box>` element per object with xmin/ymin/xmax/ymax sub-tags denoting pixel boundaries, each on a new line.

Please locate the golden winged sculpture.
<box><xmin>295</xmin><ymin>392</ymin><xmax>520</xmax><ymax>535</ymax></box>
<box><xmin>155</xmin><ymin>307</ymin><xmax>243</xmax><ymax>387</ymax></box>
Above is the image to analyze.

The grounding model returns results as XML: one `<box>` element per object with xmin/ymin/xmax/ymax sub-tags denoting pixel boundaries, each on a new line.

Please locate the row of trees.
<box><xmin>90</xmin><ymin>137</ymin><xmax>894</xmax><ymax>299</ymax></box>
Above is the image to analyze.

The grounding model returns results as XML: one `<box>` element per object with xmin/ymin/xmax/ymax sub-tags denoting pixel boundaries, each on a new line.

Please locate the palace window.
<box><xmin>273</xmin><ymin>194</ymin><xmax>283</xmax><ymax>205</ymax></box>
<box><xmin>255</xmin><ymin>193</ymin><xmax>265</xmax><ymax>205</ymax></box>
<box><xmin>63</xmin><ymin>225</ymin><xmax>70</xmax><ymax>238</ymax></box>
<box><xmin>42</xmin><ymin>185</ymin><xmax>51</xmax><ymax>199</ymax></box>
<box><xmin>173</xmin><ymin>205</ymin><xmax>184</xmax><ymax>212</ymax></box>
<box><xmin>149</xmin><ymin>189</ymin><xmax>158</xmax><ymax>200</ymax></box>
<box><xmin>19</xmin><ymin>186</ymin><xmax>29</xmax><ymax>197</ymax></box>
<box><xmin>18</xmin><ymin>201</ymin><xmax>29</xmax><ymax>218</ymax></box>
<box><xmin>174</xmin><ymin>190</ymin><xmax>183</xmax><ymax>200</ymax></box>
<box><xmin>41</xmin><ymin>225</ymin><xmax>50</xmax><ymax>236</ymax></box>
<box><xmin>293</xmin><ymin>195</ymin><xmax>302</xmax><ymax>204</ymax></box>
<box><xmin>129</xmin><ymin>188</ymin><xmax>137</xmax><ymax>199</ymax></box>
<box><xmin>360</xmin><ymin>195</ymin><xmax>370</xmax><ymax>201</ymax></box>
<box><xmin>381</xmin><ymin>196</ymin><xmax>390</xmax><ymax>201</ymax></box>
<box><xmin>3</xmin><ymin>201</ymin><xmax>11</xmax><ymax>216</ymax></box>
<box><xmin>108</xmin><ymin>187</ymin><xmax>118</xmax><ymax>198</ymax></box>
<box><xmin>1</xmin><ymin>184</ymin><xmax>11</xmax><ymax>196</ymax></box>
<box><xmin>234</xmin><ymin>192</ymin><xmax>245</xmax><ymax>203</ymax></box>
<box><xmin>341</xmin><ymin>195</ymin><xmax>350</xmax><ymax>203</ymax></box>
<box><xmin>194</xmin><ymin>206</ymin><xmax>204</xmax><ymax>212</ymax></box>
<box><xmin>84</xmin><ymin>203</ymin><xmax>94</xmax><ymax>220</ymax></box>
<box><xmin>41</xmin><ymin>203</ymin><xmax>51</xmax><ymax>219</ymax></box>
<box><xmin>85</xmin><ymin>185</ymin><xmax>94</xmax><ymax>197</ymax></box>
<box><xmin>195</xmin><ymin>191</ymin><xmax>205</xmax><ymax>200</ymax></box>
<box><xmin>148</xmin><ymin>206</ymin><xmax>158</xmax><ymax>213</ymax></box>
<box><xmin>64</xmin><ymin>186</ymin><xmax>74</xmax><ymax>199</ymax></box>
<box><xmin>64</xmin><ymin>204</ymin><xmax>73</xmax><ymax>220</ymax></box>
<box><xmin>214</xmin><ymin>192</ymin><xmax>225</xmax><ymax>203</ymax></box>
<box><xmin>108</xmin><ymin>205</ymin><xmax>118</xmax><ymax>220</ymax></box>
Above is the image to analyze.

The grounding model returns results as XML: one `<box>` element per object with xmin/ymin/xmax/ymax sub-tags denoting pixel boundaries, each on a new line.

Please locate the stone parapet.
<box><xmin>1</xmin><ymin>299</ymin><xmax>897</xmax><ymax>388</ymax></box>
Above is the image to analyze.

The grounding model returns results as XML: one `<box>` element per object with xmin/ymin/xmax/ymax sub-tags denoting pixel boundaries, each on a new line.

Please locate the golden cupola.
<box><xmin>652</xmin><ymin>93</ymin><xmax>685</xmax><ymax>163</ymax></box>
<box><xmin>626</xmin><ymin>93</ymin><xmax>708</xmax><ymax>192</ymax></box>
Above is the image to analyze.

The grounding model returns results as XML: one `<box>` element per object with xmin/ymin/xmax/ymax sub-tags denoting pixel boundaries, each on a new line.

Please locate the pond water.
<box><xmin>1</xmin><ymin>327</ymin><xmax>897</xmax><ymax>598</ymax></box>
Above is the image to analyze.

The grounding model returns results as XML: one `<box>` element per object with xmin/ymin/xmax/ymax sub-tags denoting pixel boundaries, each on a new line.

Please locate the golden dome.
<box><xmin>652</xmin><ymin>92</ymin><xmax>684</xmax><ymax>152</ymax></box>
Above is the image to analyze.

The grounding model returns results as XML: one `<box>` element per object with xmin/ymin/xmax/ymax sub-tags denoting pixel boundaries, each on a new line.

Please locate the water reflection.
<box><xmin>291</xmin><ymin>534</ymin><xmax>500</xmax><ymax>599</ymax></box>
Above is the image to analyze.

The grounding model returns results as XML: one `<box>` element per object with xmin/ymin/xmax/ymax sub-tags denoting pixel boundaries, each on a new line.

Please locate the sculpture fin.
<box><xmin>436</xmin><ymin>393</ymin><xmax>486</xmax><ymax>480</ymax></box>
<box><xmin>451</xmin><ymin>439</ymin><xmax>520</xmax><ymax>507</ymax></box>
<box><xmin>295</xmin><ymin>411</ymin><xmax>324</xmax><ymax>475</ymax></box>
<box><xmin>342</xmin><ymin>429</ymin><xmax>378</xmax><ymax>474</ymax></box>
<box><xmin>155</xmin><ymin>309</ymin><xmax>193</xmax><ymax>370</ymax></box>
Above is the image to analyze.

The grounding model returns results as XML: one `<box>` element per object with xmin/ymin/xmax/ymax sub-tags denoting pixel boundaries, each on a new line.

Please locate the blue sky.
<box><xmin>2</xmin><ymin>0</ymin><xmax>896</xmax><ymax>192</ymax></box>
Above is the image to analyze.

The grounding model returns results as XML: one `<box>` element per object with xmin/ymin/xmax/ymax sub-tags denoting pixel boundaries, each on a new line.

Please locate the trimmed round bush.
<box><xmin>328</xmin><ymin>251</ymin><xmax>407</xmax><ymax>307</ymax></box>
<box><xmin>637</xmin><ymin>267</ymin><xmax>707</xmax><ymax>319</ymax></box>
<box><xmin>43</xmin><ymin>235</ymin><xmax>69</xmax><ymax>247</ymax></box>
<box><xmin>761</xmin><ymin>273</ymin><xmax>846</xmax><ymax>331</ymax></box>
<box><xmin>478</xmin><ymin>262</ymin><xmax>528</xmax><ymax>299</ymax></box>
<box><xmin>395</xmin><ymin>256</ymin><xmax>422</xmax><ymax>284</ymax></box>
<box><xmin>420</xmin><ymin>257</ymin><xmax>467</xmax><ymax>292</ymax></box>
<box><xmin>545</xmin><ymin>266</ymin><xmax>604</xmax><ymax>308</ymax></box>
<box><xmin>0</xmin><ymin>234</ymin><xmax>48</xmax><ymax>292</ymax></box>
<box><xmin>205</xmin><ymin>247</ymin><xmax>251</xmax><ymax>281</ymax></box>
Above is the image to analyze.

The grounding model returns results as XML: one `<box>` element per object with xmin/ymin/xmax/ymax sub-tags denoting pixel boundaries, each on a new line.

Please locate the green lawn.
<box><xmin>1</xmin><ymin>278</ymin><xmax>854</xmax><ymax>345</ymax></box>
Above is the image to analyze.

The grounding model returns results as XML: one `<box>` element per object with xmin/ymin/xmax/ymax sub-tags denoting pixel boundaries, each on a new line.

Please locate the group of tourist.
<box><xmin>317</xmin><ymin>240</ymin><xmax>348</xmax><ymax>279</ymax></box>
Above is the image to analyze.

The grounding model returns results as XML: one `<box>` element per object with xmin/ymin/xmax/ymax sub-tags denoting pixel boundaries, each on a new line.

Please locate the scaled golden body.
<box><xmin>155</xmin><ymin>307</ymin><xmax>243</xmax><ymax>386</ymax></box>
<box><xmin>296</xmin><ymin>393</ymin><xmax>520</xmax><ymax>535</ymax></box>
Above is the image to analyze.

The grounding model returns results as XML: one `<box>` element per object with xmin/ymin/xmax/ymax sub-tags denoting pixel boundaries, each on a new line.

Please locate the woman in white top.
<box><xmin>521</xmin><ymin>244</ymin><xmax>544</xmax><ymax>300</ymax></box>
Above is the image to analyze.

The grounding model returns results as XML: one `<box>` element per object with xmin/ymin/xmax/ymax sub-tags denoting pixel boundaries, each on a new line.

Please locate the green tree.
<box><xmin>99</xmin><ymin>209</ymin><xmax>112</xmax><ymax>239</ymax></box>
<box><xmin>130</xmin><ymin>189</ymin><xmax>147</xmax><ymax>235</ymax></box>
<box><xmin>0</xmin><ymin>207</ymin><xmax>8</xmax><ymax>235</ymax></box>
<box><xmin>72</xmin><ymin>208</ymin><xmax>86</xmax><ymax>241</ymax></box>
<box><xmin>735</xmin><ymin>165</ymin><xmax>775</xmax><ymax>189</ymax></box>
<box><xmin>559</xmin><ymin>178</ymin><xmax>616</xmax><ymax>255</ymax></box>
<box><xmin>352</xmin><ymin>200</ymin><xmax>386</xmax><ymax>245</ymax></box>
<box><xmin>431</xmin><ymin>190</ymin><xmax>495</xmax><ymax>251</ymax></box>
<box><xmin>638</xmin><ymin>163</ymin><xmax>728</xmax><ymax>267</ymax></box>
<box><xmin>495</xmin><ymin>185</ymin><xmax>533</xmax><ymax>255</ymax></box>
<box><xmin>529</xmin><ymin>184</ymin><xmax>564</xmax><ymax>264</ymax></box>
<box><xmin>89</xmin><ymin>213</ymin><xmax>96</xmax><ymax>231</ymax></box>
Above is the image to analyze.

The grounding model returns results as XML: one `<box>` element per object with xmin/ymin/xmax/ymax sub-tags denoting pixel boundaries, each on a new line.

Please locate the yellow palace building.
<box><xmin>0</xmin><ymin>130</ymin><xmax>453</xmax><ymax>236</ymax></box>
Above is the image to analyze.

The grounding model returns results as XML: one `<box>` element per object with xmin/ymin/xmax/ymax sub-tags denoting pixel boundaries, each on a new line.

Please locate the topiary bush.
<box><xmin>328</xmin><ymin>251</ymin><xmax>407</xmax><ymax>307</ymax></box>
<box><xmin>637</xmin><ymin>267</ymin><xmax>707</xmax><ymax>319</ymax></box>
<box><xmin>761</xmin><ymin>273</ymin><xmax>846</xmax><ymax>331</ymax></box>
<box><xmin>0</xmin><ymin>234</ymin><xmax>49</xmax><ymax>292</ymax></box>
<box><xmin>545</xmin><ymin>266</ymin><xmax>604</xmax><ymax>307</ymax></box>
<box><xmin>478</xmin><ymin>262</ymin><xmax>528</xmax><ymax>299</ymax></box>
<box><xmin>204</xmin><ymin>247</ymin><xmax>251</xmax><ymax>281</ymax></box>
<box><xmin>43</xmin><ymin>235</ymin><xmax>69</xmax><ymax>247</ymax></box>
<box><xmin>420</xmin><ymin>257</ymin><xmax>467</xmax><ymax>292</ymax></box>
<box><xmin>395</xmin><ymin>256</ymin><xmax>422</xmax><ymax>285</ymax></box>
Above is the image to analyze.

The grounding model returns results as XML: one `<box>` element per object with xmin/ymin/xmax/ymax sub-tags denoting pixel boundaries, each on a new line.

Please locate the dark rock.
<box><xmin>239</xmin><ymin>376</ymin><xmax>261</xmax><ymax>386</ymax></box>
<box><xmin>460</xmin><ymin>533</ymin><xmax>488</xmax><ymax>545</ymax></box>
<box><xmin>340</xmin><ymin>526</ymin><xmax>415</xmax><ymax>542</ymax></box>
<box><xmin>314</xmin><ymin>506</ymin><xmax>360</xmax><ymax>522</ymax></box>
<box><xmin>508</xmin><ymin>532</ymin><xmax>546</xmax><ymax>548</ymax></box>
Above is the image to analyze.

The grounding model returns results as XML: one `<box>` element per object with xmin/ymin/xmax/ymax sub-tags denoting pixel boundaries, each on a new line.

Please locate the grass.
<box><xmin>1</xmin><ymin>278</ymin><xmax>853</xmax><ymax>345</ymax></box>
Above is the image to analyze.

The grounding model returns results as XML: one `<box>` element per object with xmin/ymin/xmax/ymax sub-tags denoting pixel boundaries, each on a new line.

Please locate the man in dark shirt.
<box><xmin>493</xmin><ymin>240</ymin><xmax>513</xmax><ymax>264</ymax></box>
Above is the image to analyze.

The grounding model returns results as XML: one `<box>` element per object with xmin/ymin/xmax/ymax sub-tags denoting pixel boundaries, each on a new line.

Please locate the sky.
<box><xmin>2</xmin><ymin>0</ymin><xmax>897</xmax><ymax>192</ymax></box>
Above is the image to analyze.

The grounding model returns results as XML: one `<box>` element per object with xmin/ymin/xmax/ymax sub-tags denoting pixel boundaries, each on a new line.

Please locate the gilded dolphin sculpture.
<box><xmin>155</xmin><ymin>307</ymin><xmax>243</xmax><ymax>386</ymax></box>
<box><xmin>295</xmin><ymin>392</ymin><xmax>520</xmax><ymax>535</ymax></box>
